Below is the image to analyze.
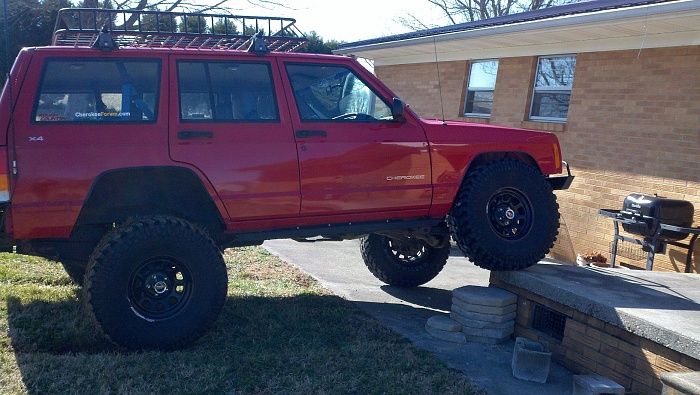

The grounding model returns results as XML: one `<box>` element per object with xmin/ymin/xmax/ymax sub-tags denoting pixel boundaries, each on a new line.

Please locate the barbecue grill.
<box><xmin>598</xmin><ymin>194</ymin><xmax>699</xmax><ymax>271</ymax></box>
<box><xmin>619</xmin><ymin>194</ymin><xmax>694</xmax><ymax>243</ymax></box>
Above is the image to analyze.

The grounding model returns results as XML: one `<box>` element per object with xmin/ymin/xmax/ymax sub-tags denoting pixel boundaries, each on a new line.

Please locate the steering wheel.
<box><xmin>332</xmin><ymin>113</ymin><xmax>376</xmax><ymax>121</ymax></box>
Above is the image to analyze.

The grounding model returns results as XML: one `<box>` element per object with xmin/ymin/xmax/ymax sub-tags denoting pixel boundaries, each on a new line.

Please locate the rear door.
<box><xmin>12</xmin><ymin>52</ymin><xmax>167</xmax><ymax>238</ymax></box>
<box><xmin>278</xmin><ymin>59</ymin><xmax>432</xmax><ymax>219</ymax></box>
<box><xmin>168</xmin><ymin>54</ymin><xmax>300</xmax><ymax>224</ymax></box>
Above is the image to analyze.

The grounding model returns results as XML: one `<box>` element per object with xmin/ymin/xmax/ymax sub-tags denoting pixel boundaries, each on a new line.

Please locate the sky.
<box><xmin>218</xmin><ymin>0</ymin><xmax>449</xmax><ymax>43</ymax></box>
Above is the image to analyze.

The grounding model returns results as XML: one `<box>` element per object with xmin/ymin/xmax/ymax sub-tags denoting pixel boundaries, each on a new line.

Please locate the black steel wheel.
<box><xmin>360</xmin><ymin>233</ymin><xmax>450</xmax><ymax>287</ymax></box>
<box><xmin>85</xmin><ymin>216</ymin><xmax>227</xmax><ymax>350</ymax></box>
<box><xmin>128</xmin><ymin>256</ymin><xmax>193</xmax><ymax>320</ymax></box>
<box><xmin>487</xmin><ymin>188</ymin><xmax>533</xmax><ymax>241</ymax></box>
<box><xmin>450</xmin><ymin>158</ymin><xmax>559</xmax><ymax>271</ymax></box>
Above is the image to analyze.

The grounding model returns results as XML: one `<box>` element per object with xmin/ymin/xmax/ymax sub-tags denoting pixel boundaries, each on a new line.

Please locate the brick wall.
<box><xmin>376</xmin><ymin>45</ymin><xmax>700</xmax><ymax>272</ymax></box>
<box><xmin>492</xmin><ymin>276</ymin><xmax>700</xmax><ymax>395</ymax></box>
<box><xmin>377</xmin><ymin>61</ymin><xmax>469</xmax><ymax>120</ymax></box>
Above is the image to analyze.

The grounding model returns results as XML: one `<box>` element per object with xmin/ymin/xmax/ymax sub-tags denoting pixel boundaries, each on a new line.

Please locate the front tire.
<box><xmin>85</xmin><ymin>216</ymin><xmax>228</xmax><ymax>350</ymax></box>
<box><xmin>360</xmin><ymin>233</ymin><xmax>450</xmax><ymax>287</ymax></box>
<box><xmin>450</xmin><ymin>159</ymin><xmax>559</xmax><ymax>271</ymax></box>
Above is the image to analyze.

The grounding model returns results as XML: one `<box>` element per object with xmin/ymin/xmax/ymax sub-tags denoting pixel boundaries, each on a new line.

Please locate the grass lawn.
<box><xmin>0</xmin><ymin>247</ymin><xmax>481</xmax><ymax>394</ymax></box>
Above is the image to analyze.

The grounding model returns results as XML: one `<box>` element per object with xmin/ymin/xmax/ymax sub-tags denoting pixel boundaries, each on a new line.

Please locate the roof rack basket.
<box><xmin>53</xmin><ymin>8</ymin><xmax>308</xmax><ymax>52</ymax></box>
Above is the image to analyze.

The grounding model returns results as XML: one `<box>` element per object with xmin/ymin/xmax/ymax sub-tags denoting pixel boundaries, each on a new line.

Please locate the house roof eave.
<box><xmin>334</xmin><ymin>0</ymin><xmax>700</xmax><ymax>63</ymax></box>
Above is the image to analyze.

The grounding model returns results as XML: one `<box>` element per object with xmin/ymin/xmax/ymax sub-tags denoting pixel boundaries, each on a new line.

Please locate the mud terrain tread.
<box><xmin>85</xmin><ymin>216</ymin><xmax>227</xmax><ymax>350</ymax></box>
<box><xmin>449</xmin><ymin>159</ymin><xmax>559</xmax><ymax>271</ymax></box>
<box><xmin>61</xmin><ymin>261</ymin><xmax>86</xmax><ymax>285</ymax></box>
<box><xmin>360</xmin><ymin>233</ymin><xmax>450</xmax><ymax>287</ymax></box>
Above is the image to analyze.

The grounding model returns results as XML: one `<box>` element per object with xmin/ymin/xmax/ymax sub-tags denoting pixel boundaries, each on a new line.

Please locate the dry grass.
<box><xmin>0</xmin><ymin>247</ymin><xmax>480</xmax><ymax>394</ymax></box>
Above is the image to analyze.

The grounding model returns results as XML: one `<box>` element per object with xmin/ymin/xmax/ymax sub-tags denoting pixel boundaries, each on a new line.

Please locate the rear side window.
<box><xmin>33</xmin><ymin>59</ymin><xmax>161</xmax><ymax>123</ymax></box>
<box><xmin>177</xmin><ymin>61</ymin><xmax>278</xmax><ymax>122</ymax></box>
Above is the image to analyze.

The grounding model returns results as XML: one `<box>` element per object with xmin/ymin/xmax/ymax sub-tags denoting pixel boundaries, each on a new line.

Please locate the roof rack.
<box><xmin>53</xmin><ymin>8</ymin><xmax>309</xmax><ymax>52</ymax></box>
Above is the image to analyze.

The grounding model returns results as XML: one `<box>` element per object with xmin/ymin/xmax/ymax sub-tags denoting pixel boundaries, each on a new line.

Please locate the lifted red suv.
<box><xmin>0</xmin><ymin>9</ymin><xmax>572</xmax><ymax>350</ymax></box>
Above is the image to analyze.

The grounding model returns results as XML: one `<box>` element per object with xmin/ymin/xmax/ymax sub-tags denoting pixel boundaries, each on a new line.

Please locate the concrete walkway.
<box><xmin>263</xmin><ymin>239</ymin><xmax>573</xmax><ymax>395</ymax></box>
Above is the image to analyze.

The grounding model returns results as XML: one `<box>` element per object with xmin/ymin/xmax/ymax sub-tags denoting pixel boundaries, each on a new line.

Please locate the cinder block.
<box><xmin>461</xmin><ymin>323</ymin><xmax>514</xmax><ymax>339</ymax></box>
<box><xmin>512</xmin><ymin>337</ymin><xmax>552</xmax><ymax>383</ymax></box>
<box><xmin>452</xmin><ymin>297</ymin><xmax>516</xmax><ymax>315</ymax></box>
<box><xmin>464</xmin><ymin>333</ymin><xmax>510</xmax><ymax>344</ymax></box>
<box><xmin>573</xmin><ymin>375</ymin><xmax>625</xmax><ymax>395</ymax></box>
<box><xmin>451</xmin><ymin>304</ymin><xmax>517</xmax><ymax>323</ymax></box>
<box><xmin>459</xmin><ymin>317</ymin><xmax>515</xmax><ymax>330</ymax></box>
<box><xmin>453</xmin><ymin>285</ymin><xmax>516</xmax><ymax>307</ymax></box>
<box><xmin>425</xmin><ymin>325</ymin><xmax>467</xmax><ymax>344</ymax></box>
<box><xmin>425</xmin><ymin>315</ymin><xmax>461</xmax><ymax>332</ymax></box>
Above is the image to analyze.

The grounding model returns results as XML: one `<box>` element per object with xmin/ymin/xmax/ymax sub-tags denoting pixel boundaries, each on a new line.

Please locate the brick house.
<box><xmin>336</xmin><ymin>0</ymin><xmax>700</xmax><ymax>272</ymax></box>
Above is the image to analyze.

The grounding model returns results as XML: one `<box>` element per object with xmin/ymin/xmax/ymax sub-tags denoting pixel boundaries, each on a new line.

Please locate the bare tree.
<box><xmin>95</xmin><ymin>0</ymin><xmax>286</xmax><ymax>27</ymax></box>
<box><xmin>399</xmin><ymin>0</ymin><xmax>583</xmax><ymax>30</ymax></box>
<box><xmin>108</xmin><ymin>0</ymin><xmax>288</xmax><ymax>13</ymax></box>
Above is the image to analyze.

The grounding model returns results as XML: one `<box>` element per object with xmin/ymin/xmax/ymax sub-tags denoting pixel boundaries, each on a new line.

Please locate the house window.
<box><xmin>464</xmin><ymin>60</ymin><xmax>498</xmax><ymax>117</ymax></box>
<box><xmin>530</xmin><ymin>55</ymin><xmax>576</xmax><ymax>122</ymax></box>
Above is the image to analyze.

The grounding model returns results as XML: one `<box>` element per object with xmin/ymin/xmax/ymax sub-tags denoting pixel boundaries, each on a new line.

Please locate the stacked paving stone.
<box><xmin>425</xmin><ymin>285</ymin><xmax>517</xmax><ymax>344</ymax></box>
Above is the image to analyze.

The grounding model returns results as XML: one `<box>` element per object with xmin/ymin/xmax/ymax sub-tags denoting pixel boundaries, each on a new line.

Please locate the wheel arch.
<box><xmin>76</xmin><ymin>167</ymin><xmax>226</xmax><ymax>243</ymax></box>
<box><xmin>464</xmin><ymin>151</ymin><xmax>539</xmax><ymax>181</ymax></box>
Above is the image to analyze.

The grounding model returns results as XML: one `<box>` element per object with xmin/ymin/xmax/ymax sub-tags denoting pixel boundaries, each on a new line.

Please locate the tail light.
<box><xmin>0</xmin><ymin>147</ymin><xmax>9</xmax><ymax>202</ymax></box>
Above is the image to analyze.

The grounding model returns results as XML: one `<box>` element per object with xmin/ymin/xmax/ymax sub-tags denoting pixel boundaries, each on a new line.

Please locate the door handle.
<box><xmin>296</xmin><ymin>130</ymin><xmax>327</xmax><ymax>138</ymax></box>
<box><xmin>178</xmin><ymin>131</ymin><xmax>214</xmax><ymax>139</ymax></box>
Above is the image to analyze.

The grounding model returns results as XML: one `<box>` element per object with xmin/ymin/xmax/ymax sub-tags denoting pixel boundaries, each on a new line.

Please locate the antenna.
<box><xmin>433</xmin><ymin>37</ymin><xmax>447</xmax><ymax>126</ymax></box>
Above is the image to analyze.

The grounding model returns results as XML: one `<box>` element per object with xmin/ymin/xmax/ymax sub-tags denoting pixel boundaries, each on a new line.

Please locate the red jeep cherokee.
<box><xmin>0</xmin><ymin>9</ymin><xmax>572</xmax><ymax>350</ymax></box>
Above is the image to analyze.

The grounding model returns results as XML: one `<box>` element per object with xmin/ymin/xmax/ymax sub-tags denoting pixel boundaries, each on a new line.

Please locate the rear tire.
<box><xmin>61</xmin><ymin>261</ymin><xmax>86</xmax><ymax>286</ymax></box>
<box><xmin>85</xmin><ymin>216</ymin><xmax>228</xmax><ymax>350</ymax></box>
<box><xmin>360</xmin><ymin>233</ymin><xmax>450</xmax><ymax>287</ymax></box>
<box><xmin>450</xmin><ymin>158</ymin><xmax>559</xmax><ymax>271</ymax></box>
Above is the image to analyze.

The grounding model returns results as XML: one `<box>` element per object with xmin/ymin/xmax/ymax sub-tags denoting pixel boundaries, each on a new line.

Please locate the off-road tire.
<box><xmin>360</xmin><ymin>233</ymin><xmax>450</xmax><ymax>287</ymax></box>
<box><xmin>450</xmin><ymin>158</ymin><xmax>559</xmax><ymax>271</ymax></box>
<box><xmin>85</xmin><ymin>216</ymin><xmax>228</xmax><ymax>350</ymax></box>
<box><xmin>61</xmin><ymin>261</ymin><xmax>86</xmax><ymax>286</ymax></box>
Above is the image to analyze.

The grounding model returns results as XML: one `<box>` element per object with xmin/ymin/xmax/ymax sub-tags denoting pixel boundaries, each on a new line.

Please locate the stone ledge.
<box><xmin>661</xmin><ymin>372</ymin><xmax>700</xmax><ymax>395</ymax></box>
<box><xmin>491</xmin><ymin>263</ymin><xmax>700</xmax><ymax>361</ymax></box>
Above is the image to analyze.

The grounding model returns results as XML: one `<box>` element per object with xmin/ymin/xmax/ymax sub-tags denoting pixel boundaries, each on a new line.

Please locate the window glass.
<box><xmin>464</xmin><ymin>60</ymin><xmax>498</xmax><ymax>117</ymax></box>
<box><xmin>530</xmin><ymin>55</ymin><xmax>576</xmax><ymax>121</ymax></box>
<box><xmin>177</xmin><ymin>61</ymin><xmax>278</xmax><ymax>122</ymax></box>
<box><xmin>285</xmin><ymin>63</ymin><xmax>392</xmax><ymax>121</ymax></box>
<box><xmin>34</xmin><ymin>59</ymin><xmax>160</xmax><ymax>123</ymax></box>
<box><xmin>178</xmin><ymin>62</ymin><xmax>212</xmax><ymax>120</ymax></box>
<box><xmin>468</xmin><ymin>61</ymin><xmax>498</xmax><ymax>88</ymax></box>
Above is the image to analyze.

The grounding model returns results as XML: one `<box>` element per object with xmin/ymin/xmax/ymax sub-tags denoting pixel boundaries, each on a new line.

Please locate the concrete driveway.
<box><xmin>263</xmin><ymin>239</ymin><xmax>574</xmax><ymax>395</ymax></box>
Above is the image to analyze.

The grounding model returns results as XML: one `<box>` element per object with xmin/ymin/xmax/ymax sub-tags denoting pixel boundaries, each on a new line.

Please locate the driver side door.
<box><xmin>278</xmin><ymin>59</ymin><xmax>432</xmax><ymax>220</ymax></box>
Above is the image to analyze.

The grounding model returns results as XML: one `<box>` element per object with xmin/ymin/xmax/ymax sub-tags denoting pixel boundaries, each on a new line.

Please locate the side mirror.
<box><xmin>392</xmin><ymin>97</ymin><xmax>407</xmax><ymax>123</ymax></box>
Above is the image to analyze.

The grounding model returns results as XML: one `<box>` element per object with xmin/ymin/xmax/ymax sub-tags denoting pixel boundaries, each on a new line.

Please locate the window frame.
<box><xmin>463</xmin><ymin>59</ymin><xmax>499</xmax><ymax>118</ymax></box>
<box><xmin>31</xmin><ymin>57</ymin><xmax>162</xmax><ymax>124</ymax></box>
<box><xmin>529</xmin><ymin>55</ymin><xmax>577</xmax><ymax>123</ymax></box>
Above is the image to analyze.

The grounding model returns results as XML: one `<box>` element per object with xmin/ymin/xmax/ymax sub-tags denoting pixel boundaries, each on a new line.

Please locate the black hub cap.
<box><xmin>488</xmin><ymin>188</ymin><xmax>533</xmax><ymax>240</ymax></box>
<box><xmin>129</xmin><ymin>257</ymin><xmax>192</xmax><ymax>320</ymax></box>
